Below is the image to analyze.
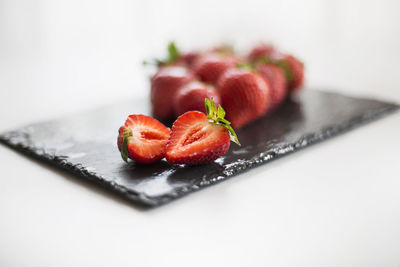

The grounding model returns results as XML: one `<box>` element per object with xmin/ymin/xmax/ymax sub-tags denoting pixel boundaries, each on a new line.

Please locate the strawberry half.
<box><xmin>218</xmin><ymin>67</ymin><xmax>271</xmax><ymax>129</ymax></box>
<box><xmin>118</xmin><ymin>115</ymin><xmax>171</xmax><ymax>164</ymax></box>
<box><xmin>166</xmin><ymin>98</ymin><xmax>240</xmax><ymax>165</ymax></box>
<box><xmin>150</xmin><ymin>65</ymin><xmax>193</xmax><ymax>120</ymax></box>
<box><xmin>173</xmin><ymin>81</ymin><xmax>221</xmax><ymax>116</ymax></box>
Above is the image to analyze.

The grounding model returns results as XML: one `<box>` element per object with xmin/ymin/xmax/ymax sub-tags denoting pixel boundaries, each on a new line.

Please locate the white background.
<box><xmin>1</xmin><ymin>0</ymin><xmax>400</xmax><ymax>266</ymax></box>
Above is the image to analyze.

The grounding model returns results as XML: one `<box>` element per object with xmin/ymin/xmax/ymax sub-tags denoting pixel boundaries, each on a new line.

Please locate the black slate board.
<box><xmin>0</xmin><ymin>90</ymin><xmax>398</xmax><ymax>207</ymax></box>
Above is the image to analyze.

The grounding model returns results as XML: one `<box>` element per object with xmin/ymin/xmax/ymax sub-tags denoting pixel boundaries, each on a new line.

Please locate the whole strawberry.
<box><xmin>218</xmin><ymin>67</ymin><xmax>271</xmax><ymax>129</ymax></box>
<box><xmin>173</xmin><ymin>81</ymin><xmax>221</xmax><ymax>116</ymax></box>
<box><xmin>280</xmin><ymin>54</ymin><xmax>304</xmax><ymax>91</ymax></box>
<box><xmin>180</xmin><ymin>51</ymin><xmax>200</xmax><ymax>67</ymax></box>
<box><xmin>150</xmin><ymin>66</ymin><xmax>193</xmax><ymax>120</ymax></box>
<box><xmin>256</xmin><ymin>64</ymin><xmax>287</xmax><ymax>109</ymax></box>
<box><xmin>266</xmin><ymin>52</ymin><xmax>304</xmax><ymax>92</ymax></box>
<box><xmin>118</xmin><ymin>115</ymin><xmax>171</xmax><ymax>163</ymax></box>
<box><xmin>193</xmin><ymin>53</ymin><xmax>238</xmax><ymax>84</ymax></box>
<box><xmin>247</xmin><ymin>43</ymin><xmax>275</xmax><ymax>62</ymax></box>
<box><xmin>166</xmin><ymin>98</ymin><xmax>240</xmax><ymax>165</ymax></box>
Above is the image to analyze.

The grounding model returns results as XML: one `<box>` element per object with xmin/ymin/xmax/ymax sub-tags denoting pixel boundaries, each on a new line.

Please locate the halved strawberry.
<box><xmin>193</xmin><ymin>53</ymin><xmax>238</xmax><ymax>84</ymax></box>
<box><xmin>150</xmin><ymin>66</ymin><xmax>193</xmax><ymax>120</ymax></box>
<box><xmin>173</xmin><ymin>81</ymin><xmax>221</xmax><ymax>116</ymax></box>
<box><xmin>218</xmin><ymin>67</ymin><xmax>271</xmax><ymax>129</ymax></box>
<box><xmin>256</xmin><ymin>64</ymin><xmax>287</xmax><ymax>109</ymax></box>
<box><xmin>118</xmin><ymin>115</ymin><xmax>171</xmax><ymax>164</ymax></box>
<box><xmin>166</xmin><ymin>98</ymin><xmax>240</xmax><ymax>165</ymax></box>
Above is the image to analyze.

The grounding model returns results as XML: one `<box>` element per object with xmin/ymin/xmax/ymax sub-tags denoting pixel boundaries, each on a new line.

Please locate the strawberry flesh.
<box><xmin>118</xmin><ymin>115</ymin><xmax>171</xmax><ymax>163</ymax></box>
<box><xmin>166</xmin><ymin>111</ymin><xmax>230</xmax><ymax>165</ymax></box>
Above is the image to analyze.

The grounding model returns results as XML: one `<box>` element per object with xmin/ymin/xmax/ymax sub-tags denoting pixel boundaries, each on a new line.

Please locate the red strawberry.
<box><xmin>180</xmin><ymin>51</ymin><xmax>200</xmax><ymax>67</ymax></box>
<box><xmin>193</xmin><ymin>53</ymin><xmax>238</xmax><ymax>84</ymax></box>
<box><xmin>282</xmin><ymin>54</ymin><xmax>304</xmax><ymax>91</ymax></box>
<box><xmin>256</xmin><ymin>64</ymin><xmax>287</xmax><ymax>109</ymax></box>
<box><xmin>269</xmin><ymin>52</ymin><xmax>304</xmax><ymax>91</ymax></box>
<box><xmin>218</xmin><ymin>67</ymin><xmax>271</xmax><ymax>129</ymax></box>
<box><xmin>173</xmin><ymin>81</ymin><xmax>221</xmax><ymax>116</ymax></box>
<box><xmin>166</xmin><ymin>98</ymin><xmax>240</xmax><ymax>165</ymax></box>
<box><xmin>151</xmin><ymin>66</ymin><xmax>193</xmax><ymax>120</ymax></box>
<box><xmin>118</xmin><ymin>115</ymin><xmax>171</xmax><ymax>163</ymax></box>
<box><xmin>247</xmin><ymin>44</ymin><xmax>275</xmax><ymax>62</ymax></box>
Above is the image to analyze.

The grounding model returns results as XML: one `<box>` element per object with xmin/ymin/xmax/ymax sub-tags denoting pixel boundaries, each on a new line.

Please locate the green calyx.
<box><xmin>167</xmin><ymin>41</ymin><xmax>180</xmax><ymax>62</ymax></box>
<box><xmin>142</xmin><ymin>41</ymin><xmax>181</xmax><ymax>67</ymax></box>
<box><xmin>120</xmin><ymin>127</ymin><xmax>133</xmax><ymax>163</ymax></box>
<box><xmin>205</xmin><ymin>98</ymin><xmax>240</xmax><ymax>146</ymax></box>
<box><xmin>236</xmin><ymin>63</ymin><xmax>256</xmax><ymax>72</ymax></box>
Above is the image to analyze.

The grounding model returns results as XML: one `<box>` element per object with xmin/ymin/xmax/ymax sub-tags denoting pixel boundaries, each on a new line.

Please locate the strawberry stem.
<box><xmin>204</xmin><ymin>98</ymin><xmax>240</xmax><ymax>146</ymax></box>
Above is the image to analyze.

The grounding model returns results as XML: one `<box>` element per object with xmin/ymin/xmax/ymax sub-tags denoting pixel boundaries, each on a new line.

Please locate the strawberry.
<box><xmin>118</xmin><ymin>115</ymin><xmax>171</xmax><ymax>164</ymax></box>
<box><xmin>150</xmin><ymin>66</ymin><xmax>193</xmax><ymax>120</ymax></box>
<box><xmin>256</xmin><ymin>64</ymin><xmax>287</xmax><ymax>109</ymax></box>
<box><xmin>166</xmin><ymin>98</ymin><xmax>240</xmax><ymax>165</ymax></box>
<box><xmin>247</xmin><ymin>44</ymin><xmax>275</xmax><ymax>62</ymax></box>
<box><xmin>218</xmin><ymin>67</ymin><xmax>271</xmax><ymax>129</ymax></box>
<box><xmin>280</xmin><ymin>54</ymin><xmax>304</xmax><ymax>91</ymax></box>
<box><xmin>193</xmin><ymin>53</ymin><xmax>238</xmax><ymax>84</ymax></box>
<box><xmin>173</xmin><ymin>81</ymin><xmax>221</xmax><ymax>116</ymax></box>
<box><xmin>180</xmin><ymin>51</ymin><xmax>200</xmax><ymax>67</ymax></box>
<box><xmin>259</xmin><ymin>52</ymin><xmax>304</xmax><ymax>92</ymax></box>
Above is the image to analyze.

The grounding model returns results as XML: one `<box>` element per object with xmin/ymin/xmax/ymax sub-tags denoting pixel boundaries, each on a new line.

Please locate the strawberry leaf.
<box><xmin>167</xmin><ymin>41</ymin><xmax>180</xmax><ymax>62</ymax></box>
<box><xmin>143</xmin><ymin>41</ymin><xmax>181</xmax><ymax>67</ymax></box>
<box><xmin>217</xmin><ymin>105</ymin><xmax>225</xmax><ymax>119</ymax></box>
<box><xmin>205</xmin><ymin>97</ymin><xmax>240</xmax><ymax>146</ymax></box>
<box><xmin>224</xmin><ymin>124</ymin><xmax>240</xmax><ymax>145</ymax></box>
<box><xmin>120</xmin><ymin>127</ymin><xmax>133</xmax><ymax>163</ymax></box>
<box><xmin>205</xmin><ymin>98</ymin><xmax>211</xmax><ymax>115</ymax></box>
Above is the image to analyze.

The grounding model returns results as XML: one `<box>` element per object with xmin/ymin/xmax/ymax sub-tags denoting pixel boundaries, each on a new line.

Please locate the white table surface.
<box><xmin>1</xmin><ymin>0</ymin><xmax>400</xmax><ymax>266</ymax></box>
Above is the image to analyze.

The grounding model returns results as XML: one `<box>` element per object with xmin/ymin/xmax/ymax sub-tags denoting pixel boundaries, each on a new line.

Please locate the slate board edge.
<box><xmin>0</xmin><ymin>102</ymin><xmax>398</xmax><ymax>208</ymax></box>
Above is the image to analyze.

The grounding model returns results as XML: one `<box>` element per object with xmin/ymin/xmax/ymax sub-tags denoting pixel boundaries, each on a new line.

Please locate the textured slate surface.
<box><xmin>0</xmin><ymin>90</ymin><xmax>398</xmax><ymax>207</ymax></box>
